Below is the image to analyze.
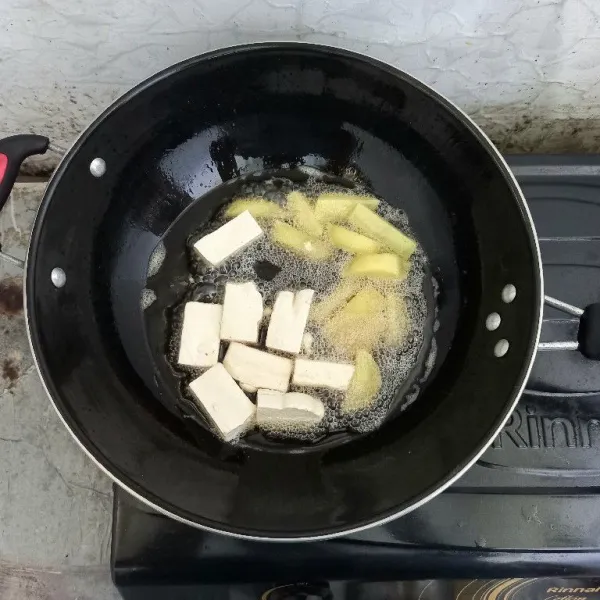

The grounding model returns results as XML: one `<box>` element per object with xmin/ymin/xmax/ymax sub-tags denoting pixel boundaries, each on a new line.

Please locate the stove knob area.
<box><xmin>578</xmin><ymin>303</ymin><xmax>600</xmax><ymax>360</ymax></box>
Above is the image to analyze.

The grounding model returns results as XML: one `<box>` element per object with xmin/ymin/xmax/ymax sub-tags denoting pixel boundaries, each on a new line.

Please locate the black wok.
<box><xmin>0</xmin><ymin>43</ymin><xmax>543</xmax><ymax>540</ymax></box>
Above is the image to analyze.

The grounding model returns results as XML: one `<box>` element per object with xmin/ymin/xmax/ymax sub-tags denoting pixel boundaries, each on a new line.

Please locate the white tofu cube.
<box><xmin>223</xmin><ymin>342</ymin><xmax>293</xmax><ymax>392</ymax></box>
<box><xmin>189</xmin><ymin>363</ymin><xmax>256</xmax><ymax>442</ymax></box>
<box><xmin>193</xmin><ymin>211</ymin><xmax>263</xmax><ymax>267</ymax></box>
<box><xmin>301</xmin><ymin>332</ymin><xmax>314</xmax><ymax>355</ymax></box>
<box><xmin>257</xmin><ymin>389</ymin><xmax>325</xmax><ymax>429</ymax></box>
<box><xmin>293</xmin><ymin>358</ymin><xmax>355</xmax><ymax>391</ymax></box>
<box><xmin>266</xmin><ymin>289</ymin><xmax>314</xmax><ymax>354</ymax></box>
<box><xmin>240</xmin><ymin>382</ymin><xmax>258</xmax><ymax>394</ymax></box>
<box><xmin>177</xmin><ymin>302</ymin><xmax>222</xmax><ymax>368</ymax></box>
<box><xmin>220</xmin><ymin>282</ymin><xmax>264</xmax><ymax>344</ymax></box>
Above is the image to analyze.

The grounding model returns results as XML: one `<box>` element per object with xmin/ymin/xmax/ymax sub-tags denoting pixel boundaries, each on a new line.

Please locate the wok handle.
<box><xmin>542</xmin><ymin>295</ymin><xmax>600</xmax><ymax>360</ymax></box>
<box><xmin>0</xmin><ymin>135</ymin><xmax>49</xmax><ymax>212</ymax></box>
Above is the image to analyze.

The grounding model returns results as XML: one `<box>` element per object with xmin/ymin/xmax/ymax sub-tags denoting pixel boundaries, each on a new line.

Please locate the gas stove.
<box><xmin>111</xmin><ymin>155</ymin><xmax>600</xmax><ymax>599</ymax></box>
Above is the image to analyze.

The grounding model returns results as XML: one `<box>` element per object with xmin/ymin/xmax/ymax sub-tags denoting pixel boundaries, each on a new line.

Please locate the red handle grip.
<box><xmin>0</xmin><ymin>154</ymin><xmax>8</xmax><ymax>184</ymax></box>
<box><xmin>0</xmin><ymin>135</ymin><xmax>49</xmax><ymax>213</ymax></box>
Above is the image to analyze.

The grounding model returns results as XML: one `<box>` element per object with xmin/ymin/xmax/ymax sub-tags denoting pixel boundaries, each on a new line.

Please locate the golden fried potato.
<box><xmin>343</xmin><ymin>350</ymin><xmax>382</xmax><ymax>413</ymax></box>
<box><xmin>348</xmin><ymin>204</ymin><xmax>416</xmax><ymax>258</ymax></box>
<box><xmin>328</xmin><ymin>224</ymin><xmax>381</xmax><ymax>254</ymax></box>
<box><xmin>271</xmin><ymin>221</ymin><xmax>332</xmax><ymax>261</ymax></box>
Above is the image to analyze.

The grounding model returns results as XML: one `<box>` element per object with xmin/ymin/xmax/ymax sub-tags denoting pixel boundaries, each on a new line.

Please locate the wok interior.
<box><xmin>141</xmin><ymin>167</ymin><xmax>438</xmax><ymax>453</ymax></box>
<box><xmin>28</xmin><ymin>44</ymin><xmax>540</xmax><ymax>537</ymax></box>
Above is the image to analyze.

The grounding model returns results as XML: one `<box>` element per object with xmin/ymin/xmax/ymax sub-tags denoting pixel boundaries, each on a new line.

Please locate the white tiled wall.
<box><xmin>1</xmin><ymin>0</ymin><xmax>599</xmax><ymax>161</ymax></box>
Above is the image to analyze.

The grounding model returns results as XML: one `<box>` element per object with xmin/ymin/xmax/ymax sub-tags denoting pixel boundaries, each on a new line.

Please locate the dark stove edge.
<box><xmin>112</xmin><ymin>547</ymin><xmax>600</xmax><ymax>586</ymax></box>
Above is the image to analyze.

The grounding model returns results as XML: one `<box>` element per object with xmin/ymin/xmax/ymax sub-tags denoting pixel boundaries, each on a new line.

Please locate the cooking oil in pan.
<box><xmin>166</xmin><ymin>171</ymin><xmax>436</xmax><ymax>446</ymax></box>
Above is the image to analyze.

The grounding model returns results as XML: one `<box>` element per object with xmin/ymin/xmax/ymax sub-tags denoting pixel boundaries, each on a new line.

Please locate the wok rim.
<box><xmin>24</xmin><ymin>41</ymin><xmax>544</xmax><ymax>541</ymax></box>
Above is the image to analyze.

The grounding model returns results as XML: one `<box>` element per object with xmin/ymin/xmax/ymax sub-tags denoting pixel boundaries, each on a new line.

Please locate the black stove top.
<box><xmin>111</xmin><ymin>155</ymin><xmax>600</xmax><ymax>595</ymax></box>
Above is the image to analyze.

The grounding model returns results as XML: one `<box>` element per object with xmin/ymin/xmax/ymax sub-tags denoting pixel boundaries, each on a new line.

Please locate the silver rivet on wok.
<box><xmin>89</xmin><ymin>157</ymin><xmax>106</xmax><ymax>177</ymax></box>
<box><xmin>486</xmin><ymin>312</ymin><xmax>501</xmax><ymax>331</ymax></box>
<box><xmin>502</xmin><ymin>284</ymin><xmax>516</xmax><ymax>303</ymax></box>
<box><xmin>494</xmin><ymin>339</ymin><xmax>509</xmax><ymax>357</ymax></box>
<box><xmin>51</xmin><ymin>268</ymin><xmax>66</xmax><ymax>288</ymax></box>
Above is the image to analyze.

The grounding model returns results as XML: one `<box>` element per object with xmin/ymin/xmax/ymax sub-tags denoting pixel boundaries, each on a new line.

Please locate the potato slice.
<box><xmin>345</xmin><ymin>287</ymin><xmax>385</xmax><ymax>314</ymax></box>
<box><xmin>343</xmin><ymin>253</ymin><xmax>409</xmax><ymax>280</ymax></box>
<box><xmin>328</xmin><ymin>224</ymin><xmax>381</xmax><ymax>254</ymax></box>
<box><xmin>343</xmin><ymin>350</ymin><xmax>382</xmax><ymax>413</ymax></box>
<box><xmin>271</xmin><ymin>221</ymin><xmax>332</xmax><ymax>261</ymax></box>
<box><xmin>310</xmin><ymin>280</ymin><xmax>361</xmax><ymax>323</ymax></box>
<box><xmin>314</xmin><ymin>193</ymin><xmax>380</xmax><ymax>223</ymax></box>
<box><xmin>348</xmin><ymin>204</ymin><xmax>417</xmax><ymax>258</ymax></box>
<box><xmin>325</xmin><ymin>312</ymin><xmax>385</xmax><ymax>355</ymax></box>
<box><xmin>324</xmin><ymin>288</ymin><xmax>386</xmax><ymax>355</ymax></box>
<box><xmin>287</xmin><ymin>191</ymin><xmax>323</xmax><ymax>237</ymax></box>
<box><xmin>225</xmin><ymin>197</ymin><xmax>284</xmax><ymax>220</ymax></box>
<box><xmin>385</xmin><ymin>293</ymin><xmax>409</xmax><ymax>347</ymax></box>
